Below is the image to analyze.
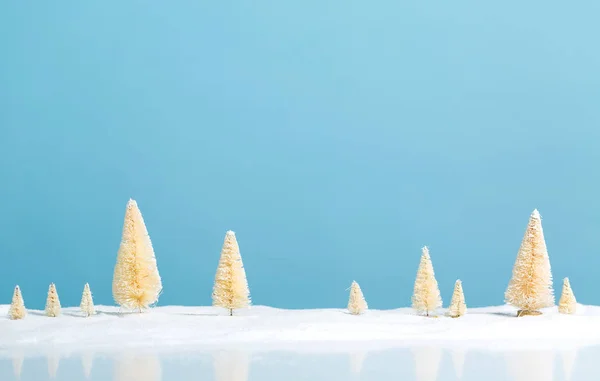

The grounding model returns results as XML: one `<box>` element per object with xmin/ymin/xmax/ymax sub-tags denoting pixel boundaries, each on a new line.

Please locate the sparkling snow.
<box><xmin>2</xmin><ymin>304</ymin><xmax>600</xmax><ymax>357</ymax></box>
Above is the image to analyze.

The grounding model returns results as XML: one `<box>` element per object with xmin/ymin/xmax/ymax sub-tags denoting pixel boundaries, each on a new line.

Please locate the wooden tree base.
<box><xmin>516</xmin><ymin>309</ymin><xmax>542</xmax><ymax>317</ymax></box>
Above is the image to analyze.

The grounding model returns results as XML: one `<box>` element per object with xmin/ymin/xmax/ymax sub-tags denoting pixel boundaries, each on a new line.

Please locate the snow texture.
<box><xmin>2</xmin><ymin>304</ymin><xmax>600</xmax><ymax>358</ymax></box>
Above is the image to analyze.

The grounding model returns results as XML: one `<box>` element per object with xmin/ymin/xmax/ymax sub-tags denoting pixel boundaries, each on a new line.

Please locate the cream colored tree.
<box><xmin>80</xmin><ymin>283</ymin><xmax>95</xmax><ymax>317</ymax></box>
<box><xmin>505</xmin><ymin>209</ymin><xmax>554</xmax><ymax>316</ymax></box>
<box><xmin>558</xmin><ymin>277</ymin><xmax>577</xmax><ymax>314</ymax></box>
<box><xmin>112</xmin><ymin>199</ymin><xmax>162</xmax><ymax>312</ymax></box>
<box><xmin>8</xmin><ymin>285</ymin><xmax>26</xmax><ymax>320</ymax></box>
<box><xmin>412</xmin><ymin>246</ymin><xmax>442</xmax><ymax>317</ymax></box>
<box><xmin>347</xmin><ymin>280</ymin><xmax>368</xmax><ymax>315</ymax></box>
<box><xmin>212</xmin><ymin>230</ymin><xmax>251</xmax><ymax>316</ymax></box>
<box><xmin>447</xmin><ymin>279</ymin><xmax>466</xmax><ymax>318</ymax></box>
<box><xmin>45</xmin><ymin>283</ymin><xmax>61</xmax><ymax>317</ymax></box>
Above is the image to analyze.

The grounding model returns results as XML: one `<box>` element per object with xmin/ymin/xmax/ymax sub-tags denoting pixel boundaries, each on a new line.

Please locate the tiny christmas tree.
<box><xmin>45</xmin><ymin>283</ymin><xmax>61</xmax><ymax>317</ymax></box>
<box><xmin>80</xmin><ymin>283</ymin><xmax>95</xmax><ymax>317</ymax></box>
<box><xmin>112</xmin><ymin>199</ymin><xmax>162</xmax><ymax>311</ymax></box>
<box><xmin>505</xmin><ymin>209</ymin><xmax>554</xmax><ymax>316</ymax></box>
<box><xmin>412</xmin><ymin>246</ymin><xmax>442</xmax><ymax>317</ymax></box>
<box><xmin>8</xmin><ymin>285</ymin><xmax>27</xmax><ymax>320</ymax></box>
<box><xmin>558</xmin><ymin>277</ymin><xmax>577</xmax><ymax>315</ymax></box>
<box><xmin>347</xmin><ymin>280</ymin><xmax>368</xmax><ymax>315</ymax></box>
<box><xmin>212</xmin><ymin>230</ymin><xmax>251</xmax><ymax>316</ymax></box>
<box><xmin>447</xmin><ymin>279</ymin><xmax>467</xmax><ymax>318</ymax></box>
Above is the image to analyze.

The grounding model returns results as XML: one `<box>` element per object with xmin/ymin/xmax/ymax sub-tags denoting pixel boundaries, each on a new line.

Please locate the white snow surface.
<box><xmin>1</xmin><ymin>304</ymin><xmax>600</xmax><ymax>357</ymax></box>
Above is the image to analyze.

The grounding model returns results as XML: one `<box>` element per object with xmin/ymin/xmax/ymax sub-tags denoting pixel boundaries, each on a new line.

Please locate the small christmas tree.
<box><xmin>447</xmin><ymin>280</ymin><xmax>467</xmax><ymax>318</ymax></box>
<box><xmin>112</xmin><ymin>199</ymin><xmax>162</xmax><ymax>311</ymax></box>
<box><xmin>8</xmin><ymin>285</ymin><xmax>27</xmax><ymax>320</ymax></box>
<box><xmin>80</xmin><ymin>283</ymin><xmax>95</xmax><ymax>317</ymax></box>
<box><xmin>45</xmin><ymin>283</ymin><xmax>61</xmax><ymax>317</ymax></box>
<box><xmin>212</xmin><ymin>231</ymin><xmax>251</xmax><ymax>316</ymax></box>
<box><xmin>412</xmin><ymin>246</ymin><xmax>442</xmax><ymax>317</ymax></box>
<box><xmin>558</xmin><ymin>277</ymin><xmax>577</xmax><ymax>315</ymax></box>
<box><xmin>505</xmin><ymin>209</ymin><xmax>554</xmax><ymax>316</ymax></box>
<box><xmin>347</xmin><ymin>280</ymin><xmax>368</xmax><ymax>315</ymax></box>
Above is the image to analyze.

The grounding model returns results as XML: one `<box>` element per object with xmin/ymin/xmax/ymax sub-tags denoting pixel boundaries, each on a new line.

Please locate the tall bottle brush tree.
<box><xmin>45</xmin><ymin>283</ymin><xmax>61</xmax><ymax>317</ymax></box>
<box><xmin>505</xmin><ymin>209</ymin><xmax>554</xmax><ymax>316</ymax></box>
<box><xmin>447</xmin><ymin>280</ymin><xmax>467</xmax><ymax>318</ymax></box>
<box><xmin>412</xmin><ymin>246</ymin><xmax>443</xmax><ymax>317</ymax></box>
<box><xmin>212</xmin><ymin>230</ymin><xmax>251</xmax><ymax>316</ymax></box>
<box><xmin>81</xmin><ymin>283</ymin><xmax>95</xmax><ymax>317</ymax></box>
<box><xmin>8</xmin><ymin>285</ymin><xmax>26</xmax><ymax>320</ymax></box>
<box><xmin>112</xmin><ymin>199</ymin><xmax>162</xmax><ymax>312</ymax></box>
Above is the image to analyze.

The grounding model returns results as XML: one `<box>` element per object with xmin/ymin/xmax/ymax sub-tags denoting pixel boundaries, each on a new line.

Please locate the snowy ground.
<box><xmin>1</xmin><ymin>304</ymin><xmax>600</xmax><ymax>357</ymax></box>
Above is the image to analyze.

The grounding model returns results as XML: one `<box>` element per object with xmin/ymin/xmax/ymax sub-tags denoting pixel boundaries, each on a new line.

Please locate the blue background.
<box><xmin>1</xmin><ymin>0</ymin><xmax>599</xmax><ymax>310</ymax></box>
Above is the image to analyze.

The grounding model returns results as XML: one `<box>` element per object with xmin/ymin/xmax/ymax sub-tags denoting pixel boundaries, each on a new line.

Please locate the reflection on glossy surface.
<box><xmin>561</xmin><ymin>349</ymin><xmax>577</xmax><ymax>381</ymax></box>
<box><xmin>46</xmin><ymin>353</ymin><xmax>59</xmax><ymax>379</ymax></box>
<box><xmin>349</xmin><ymin>351</ymin><xmax>366</xmax><ymax>375</ymax></box>
<box><xmin>82</xmin><ymin>351</ymin><xmax>94</xmax><ymax>379</ymax></box>
<box><xmin>411</xmin><ymin>347</ymin><xmax>441</xmax><ymax>381</ymax></box>
<box><xmin>4</xmin><ymin>344</ymin><xmax>600</xmax><ymax>380</ymax></box>
<box><xmin>213</xmin><ymin>351</ymin><xmax>249</xmax><ymax>381</ymax></box>
<box><xmin>451</xmin><ymin>349</ymin><xmax>466</xmax><ymax>380</ymax></box>
<box><xmin>12</xmin><ymin>352</ymin><xmax>23</xmax><ymax>380</ymax></box>
<box><xmin>505</xmin><ymin>351</ymin><xmax>554</xmax><ymax>381</ymax></box>
<box><xmin>114</xmin><ymin>354</ymin><xmax>162</xmax><ymax>381</ymax></box>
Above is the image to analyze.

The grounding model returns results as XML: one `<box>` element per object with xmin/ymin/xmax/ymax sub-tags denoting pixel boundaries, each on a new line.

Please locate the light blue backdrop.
<box><xmin>1</xmin><ymin>0</ymin><xmax>599</xmax><ymax>310</ymax></box>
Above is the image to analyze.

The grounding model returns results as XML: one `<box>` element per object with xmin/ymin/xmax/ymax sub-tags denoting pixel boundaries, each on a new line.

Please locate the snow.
<box><xmin>1</xmin><ymin>304</ymin><xmax>600</xmax><ymax>358</ymax></box>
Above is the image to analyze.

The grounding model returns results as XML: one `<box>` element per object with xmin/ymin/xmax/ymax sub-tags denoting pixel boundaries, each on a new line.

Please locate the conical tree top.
<box><xmin>113</xmin><ymin>198</ymin><xmax>162</xmax><ymax>310</ymax></box>
<box><xmin>505</xmin><ymin>209</ymin><xmax>554</xmax><ymax>315</ymax></box>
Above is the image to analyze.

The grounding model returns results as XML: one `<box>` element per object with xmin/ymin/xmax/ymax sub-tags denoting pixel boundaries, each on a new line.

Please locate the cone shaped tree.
<box><xmin>505</xmin><ymin>209</ymin><xmax>554</xmax><ymax>316</ymax></box>
<box><xmin>112</xmin><ymin>199</ymin><xmax>162</xmax><ymax>311</ymax></box>
<box><xmin>347</xmin><ymin>280</ymin><xmax>368</xmax><ymax>315</ymax></box>
<box><xmin>558</xmin><ymin>277</ymin><xmax>577</xmax><ymax>315</ymax></box>
<box><xmin>8</xmin><ymin>285</ymin><xmax>26</xmax><ymax>320</ymax></box>
<box><xmin>80</xmin><ymin>283</ymin><xmax>95</xmax><ymax>317</ymax></box>
<box><xmin>412</xmin><ymin>246</ymin><xmax>442</xmax><ymax>317</ymax></box>
<box><xmin>45</xmin><ymin>283</ymin><xmax>61</xmax><ymax>317</ymax></box>
<box><xmin>448</xmin><ymin>280</ymin><xmax>467</xmax><ymax>318</ymax></box>
<box><xmin>212</xmin><ymin>230</ymin><xmax>251</xmax><ymax>316</ymax></box>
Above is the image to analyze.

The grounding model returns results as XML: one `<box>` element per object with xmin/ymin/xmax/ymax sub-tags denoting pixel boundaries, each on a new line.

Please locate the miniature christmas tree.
<box><xmin>505</xmin><ymin>209</ymin><xmax>554</xmax><ymax>316</ymax></box>
<box><xmin>8</xmin><ymin>285</ymin><xmax>26</xmax><ymax>320</ymax></box>
<box><xmin>558</xmin><ymin>277</ymin><xmax>577</xmax><ymax>314</ymax></box>
<box><xmin>212</xmin><ymin>231</ymin><xmax>251</xmax><ymax>316</ymax></box>
<box><xmin>80</xmin><ymin>283</ymin><xmax>95</xmax><ymax>317</ymax></box>
<box><xmin>45</xmin><ymin>283</ymin><xmax>61</xmax><ymax>317</ymax></box>
<box><xmin>347</xmin><ymin>280</ymin><xmax>368</xmax><ymax>315</ymax></box>
<box><xmin>112</xmin><ymin>199</ymin><xmax>162</xmax><ymax>311</ymax></box>
<box><xmin>447</xmin><ymin>280</ymin><xmax>467</xmax><ymax>318</ymax></box>
<box><xmin>412</xmin><ymin>246</ymin><xmax>442</xmax><ymax>316</ymax></box>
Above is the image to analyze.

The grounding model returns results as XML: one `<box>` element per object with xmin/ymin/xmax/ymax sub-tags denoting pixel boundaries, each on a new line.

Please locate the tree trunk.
<box><xmin>517</xmin><ymin>309</ymin><xmax>542</xmax><ymax>317</ymax></box>
<box><xmin>229</xmin><ymin>308</ymin><xmax>233</xmax><ymax>316</ymax></box>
